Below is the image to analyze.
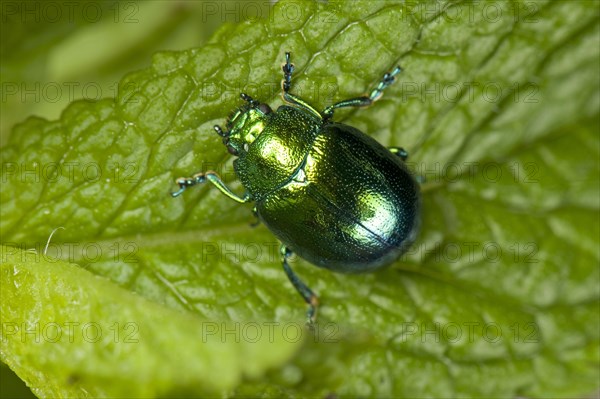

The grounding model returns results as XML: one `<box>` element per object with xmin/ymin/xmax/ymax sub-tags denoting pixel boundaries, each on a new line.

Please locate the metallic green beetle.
<box><xmin>172</xmin><ymin>52</ymin><xmax>420</xmax><ymax>322</ymax></box>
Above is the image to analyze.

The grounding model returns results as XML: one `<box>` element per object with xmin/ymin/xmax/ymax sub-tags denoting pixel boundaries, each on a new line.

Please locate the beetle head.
<box><xmin>218</xmin><ymin>93</ymin><xmax>272</xmax><ymax>156</ymax></box>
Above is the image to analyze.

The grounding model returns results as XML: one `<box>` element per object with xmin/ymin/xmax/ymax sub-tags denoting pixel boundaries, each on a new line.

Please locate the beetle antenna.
<box><xmin>240</xmin><ymin>93</ymin><xmax>258</xmax><ymax>107</ymax></box>
<box><xmin>214</xmin><ymin>125</ymin><xmax>228</xmax><ymax>137</ymax></box>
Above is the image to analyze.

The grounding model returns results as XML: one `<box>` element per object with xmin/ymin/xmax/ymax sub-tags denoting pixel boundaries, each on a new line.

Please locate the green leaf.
<box><xmin>1</xmin><ymin>247</ymin><xmax>301</xmax><ymax>397</ymax></box>
<box><xmin>1</xmin><ymin>0</ymin><xmax>599</xmax><ymax>397</ymax></box>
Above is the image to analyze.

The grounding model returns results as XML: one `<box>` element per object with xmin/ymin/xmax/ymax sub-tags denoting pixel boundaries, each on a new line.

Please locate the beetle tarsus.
<box><xmin>389</xmin><ymin>146</ymin><xmax>409</xmax><ymax>161</ymax></box>
<box><xmin>306</xmin><ymin>293</ymin><xmax>319</xmax><ymax>325</ymax></box>
<box><xmin>282</xmin><ymin>52</ymin><xmax>295</xmax><ymax>93</ymax></box>
<box><xmin>171</xmin><ymin>187</ymin><xmax>185</xmax><ymax>197</ymax></box>
<box><xmin>368</xmin><ymin>66</ymin><xmax>402</xmax><ymax>101</ymax></box>
<box><xmin>171</xmin><ymin>174</ymin><xmax>206</xmax><ymax>197</ymax></box>
<box><xmin>249</xmin><ymin>206</ymin><xmax>261</xmax><ymax>227</ymax></box>
<box><xmin>322</xmin><ymin>64</ymin><xmax>403</xmax><ymax>120</ymax></box>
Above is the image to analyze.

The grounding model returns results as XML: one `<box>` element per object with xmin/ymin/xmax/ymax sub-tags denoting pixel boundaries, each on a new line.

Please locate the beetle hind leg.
<box><xmin>171</xmin><ymin>170</ymin><xmax>251</xmax><ymax>203</ymax></box>
<box><xmin>281</xmin><ymin>245</ymin><xmax>319</xmax><ymax>324</ymax></box>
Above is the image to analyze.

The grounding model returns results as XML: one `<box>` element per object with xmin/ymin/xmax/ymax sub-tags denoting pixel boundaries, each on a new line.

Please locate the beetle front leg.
<box><xmin>280</xmin><ymin>52</ymin><xmax>322</xmax><ymax>119</ymax></box>
<box><xmin>171</xmin><ymin>170</ymin><xmax>250</xmax><ymax>203</ymax></box>
<box><xmin>281</xmin><ymin>245</ymin><xmax>319</xmax><ymax>324</ymax></box>
<box><xmin>322</xmin><ymin>65</ymin><xmax>403</xmax><ymax>120</ymax></box>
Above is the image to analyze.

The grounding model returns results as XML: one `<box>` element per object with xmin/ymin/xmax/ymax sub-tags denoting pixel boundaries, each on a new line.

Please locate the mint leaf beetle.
<box><xmin>172</xmin><ymin>52</ymin><xmax>420</xmax><ymax>323</ymax></box>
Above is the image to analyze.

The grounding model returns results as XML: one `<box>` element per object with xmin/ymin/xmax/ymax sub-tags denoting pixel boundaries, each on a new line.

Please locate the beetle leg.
<box><xmin>282</xmin><ymin>92</ymin><xmax>323</xmax><ymax>120</ymax></box>
<box><xmin>282</xmin><ymin>52</ymin><xmax>294</xmax><ymax>93</ymax></box>
<box><xmin>214</xmin><ymin>124</ymin><xmax>226</xmax><ymax>137</ymax></box>
<box><xmin>281</xmin><ymin>245</ymin><xmax>319</xmax><ymax>324</ymax></box>
<box><xmin>280</xmin><ymin>52</ymin><xmax>323</xmax><ymax>120</ymax></box>
<box><xmin>240</xmin><ymin>93</ymin><xmax>259</xmax><ymax>107</ymax></box>
<box><xmin>388</xmin><ymin>146</ymin><xmax>409</xmax><ymax>161</ymax></box>
<box><xmin>368</xmin><ymin>65</ymin><xmax>403</xmax><ymax>101</ymax></box>
<box><xmin>250</xmin><ymin>206</ymin><xmax>261</xmax><ymax>227</ymax></box>
<box><xmin>322</xmin><ymin>65</ymin><xmax>403</xmax><ymax>120</ymax></box>
<box><xmin>171</xmin><ymin>170</ymin><xmax>251</xmax><ymax>203</ymax></box>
